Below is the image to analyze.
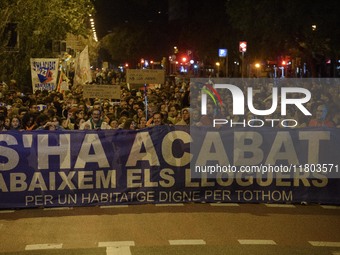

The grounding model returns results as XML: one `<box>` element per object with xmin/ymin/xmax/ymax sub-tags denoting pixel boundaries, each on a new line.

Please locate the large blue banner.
<box><xmin>0</xmin><ymin>126</ymin><xmax>339</xmax><ymax>209</ymax></box>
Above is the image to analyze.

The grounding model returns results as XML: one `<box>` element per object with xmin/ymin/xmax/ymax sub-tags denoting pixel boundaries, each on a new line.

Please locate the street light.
<box><xmin>216</xmin><ymin>62</ymin><xmax>220</xmax><ymax>77</ymax></box>
<box><xmin>255</xmin><ymin>63</ymin><xmax>260</xmax><ymax>77</ymax></box>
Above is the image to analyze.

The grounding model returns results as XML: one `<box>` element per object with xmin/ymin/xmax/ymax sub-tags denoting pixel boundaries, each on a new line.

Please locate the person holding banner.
<box><xmin>79</xmin><ymin>109</ymin><xmax>112</xmax><ymax>130</ymax></box>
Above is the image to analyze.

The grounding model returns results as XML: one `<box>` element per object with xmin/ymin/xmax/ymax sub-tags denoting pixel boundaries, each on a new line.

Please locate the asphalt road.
<box><xmin>0</xmin><ymin>203</ymin><xmax>339</xmax><ymax>255</ymax></box>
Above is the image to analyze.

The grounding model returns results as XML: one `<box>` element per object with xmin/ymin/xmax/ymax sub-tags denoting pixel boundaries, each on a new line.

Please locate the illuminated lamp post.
<box><xmin>255</xmin><ymin>63</ymin><xmax>260</xmax><ymax>77</ymax></box>
<box><xmin>216</xmin><ymin>62</ymin><xmax>220</xmax><ymax>77</ymax></box>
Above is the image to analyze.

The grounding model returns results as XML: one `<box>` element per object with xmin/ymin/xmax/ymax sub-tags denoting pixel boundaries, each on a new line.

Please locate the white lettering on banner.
<box><xmin>162</xmin><ymin>131</ymin><xmax>192</xmax><ymax>167</ymax></box>
<box><xmin>204</xmin><ymin>190</ymin><xmax>231</xmax><ymax>201</ymax></box>
<box><xmin>0</xmin><ymin>135</ymin><xmax>19</xmax><ymax>171</ymax></box>
<box><xmin>32</xmin><ymin>61</ymin><xmax>56</xmax><ymax>70</ymax></box>
<box><xmin>126</xmin><ymin>169</ymin><xmax>175</xmax><ymax>188</ymax></box>
<box><xmin>82</xmin><ymin>191</ymin><xmax>156</xmax><ymax>203</ymax></box>
<box><xmin>22</xmin><ymin>189</ymin><xmax>295</xmax><ymax>206</ymax></box>
<box><xmin>236</xmin><ymin>190</ymin><xmax>293</xmax><ymax>202</ymax></box>
<box><xmin>0</xmin><ymin>130</ymin><xmax>332</xmax><ymax>172</ymax></box>
<box><xmin>0</xmin><ymin>170</ymin><xmax>116</xmax><ymax>192</ymax></box>
<box><xmin>126</xmin><ymin>132</ymin><xmax>160</xmax><ymax>166</ymax></box>
<box><xmin>184</xmin><ymin>169</ymin><xmax>328</xmax><ymax>188</ymax></box>
<box><xmin>37</xmin><ymin>134</ymin><xmax>71</xmax><ymax>169</ymax></box>
<box><xmin>195</xmin><ymin>131</ymin><xmax>331</xmax><ymax>166</ymax></box>
<box><xmin>265</xmin><ymin>132</ymin><xmax>299</xmax><ymax>165</ymax></box>
<box><xmin>58</xmin><ymin>194</ymin><xmax>77</xmax><ymax>204</ymax></box>
<box><xmin>159</xmin><ymin>190</ymin><xmax>201</xmax><ymax>202</ymax></box>
<box><xmin>25</xmin><ymin>195</ymin><xmax>54</xmax><ymax>206</ymax></box>
<box><xmin>234</xmin><ymin>132</ymin><xmax>263</xmax><ymax>166</ymax></box>
<box><xmin>74</xmin><ymin>134</ymin><xmax>109</xmax><ymax>168</ymax></box>
<box><xmin>299</xmin><ymin>131</ymin><xmax>331</xmax><ymax>163</ymax></box>
<box><xmin>196</xmin><ymin>132</ymin><xmax>230</xmax><ymax>166</ymax></box>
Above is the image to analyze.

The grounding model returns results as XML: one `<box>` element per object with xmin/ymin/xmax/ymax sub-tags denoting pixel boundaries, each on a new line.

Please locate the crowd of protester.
<box><xmin>0</xmin><ymin>76</ymin><xmax>339</xmax><ymax>132</ymax></box>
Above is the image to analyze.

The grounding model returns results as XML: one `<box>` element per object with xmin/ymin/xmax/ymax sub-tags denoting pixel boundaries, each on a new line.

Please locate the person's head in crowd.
<box><xmin>90</xmin><ymin>109</ymin><xmax>102</xmax><ymax>124</ymax></box>
<box><xmin>93</xmin><ymin>101</ymin><xmax>102</xmax><ymax>112</ymax></box>
<box><xmin>108</xmin><ymin>105</ymin><xmax>115</xmax><ymax>114</ymax></box>
<box><xmin>18</xmin><ymin>106</ymin><xmax>28</xmax><ymax>119</ymax></box>
<box><xmin>75</xmin><ymin>118</ymin><xmax>86</xmax><ymax>130</ymax></box>
<box><xmin>51</xmin><ymin>115</ymin><xmax>62</xmax><ymax>126</ymax></box>
<box><xmin>79</xmin><ymin>109</ymin><xmax>112</xmax><ymax>130</ymax></box>
<box><xmin>21</xmin><ymin>113</ymin><xmax>37</xmax><ymax>130</ymax></box>
<box><xmin>138</xmin><ymin>116</ymin><xmax>147</xmax><ymax>129</ymax></box>
<box><xmin>67</xmin><ymin>107</ymin><xmax>78</xmax><ymax>121</ymax></box>
<box><xmin>197</xmin><ymin>102</ymin><xmax>215</xmax><ymax>126</ymax></box>
<box><xmin>152</xmin><ymin>112</ymin><xmax>163</xmax><ymax>126</ymax></box>
<box><xmin>175</xmin><ymin>110</ymin><xmax>182</xmax><ymax>123</ymax></box>
<box><xmin>75</xmin><ymin>109</ymin><xmax>86</xmax><ymax>121</ymax></box>
<box><xmin>0</xmin><ymin>105</ymin><xmax>8</xmax><ymax>117</ymax></box>
<box><xmin>109</xmin><ymin>118</ymin><xmax>119</xmax><ymax>129</ymax></box>
<box><xmin>147</xmin><ymin>103</ymin><xmax>158</xmax><ymax>119</ymax></box>
<box><xmin>10</xmin><ymin>115</ymin><xmax>21</xmax><ymax>130</ymax></box>
<box><xmin>176</xmin><ymin>108</ymin><xmax>190</xmax><ymax>125</ymax></box>
<box><xmin>136</xmin><ymin>108</ymin><xmax>145</xmax><ymax>119</ymax></box>
<box><xmin>160</xmin><ymin>103</ymin><xmax>167</xmax><ymax>112</ymax></box>
<box><xmin>160</xmin><ymin>111</ymin><xmax>170</xmax><ymax>124</ymax></box>
<box><xmin>169</xmin><ymin>104</ymin><xmax>180</xmax><ymax>119</ymax></box>
<box><xmin>39</xmin><ymin>116</ymin><xmax>63</xmax><ymax>131</ymax></box>
<box><xmin>118</xmin><ymin>116</ymin><xmax>127</xmax><ymax>128</ymax></box>
<box><xmin>102</xmin><ymin>114</ymin><xmax>110</xmax><ymax>124</ymax></box>
<box><xmin>4</xmin><ymin>116</ymin><xmax>10</xmax><ymax>129</ymax></box>
<box><xmin>127</xmin><ymin>97</ymin><xmax>134</xmax><ymax>107</ymax></box>
<box><xmin>132</xmin><ymin>103</ymin><xmax>140</xmax><ymax>112</ymax></box>
<box><xmin>308</xmin><ymin>103</ymin><xmax>335</xmax><ymax>127</ymax></box>
<box><xmin>119</xmin><ymin>100</ymin><xmax>128</xmax><ymax>109</ymax></box>
<box><xmin>29</xmin><ymin>103</ymin><xmax>39</xmax><ymax>114</ymax></box>
<box><xmin>77</xmin><ymin>102</ymin><xmax>87</xmax><ymax>113</ymax></box>
<box><xmin>35</xmin><ymin>113</ymin><xmax>49</xmax><ymax>128</ymax></box>
<box><xmin>122</xmin><ymin>118</ymin><xmax>136</xmax><ymax>130</ymax></box>
<box><xmin>46</xmin><ymin>108</ymin><xmax>56</xmax><ymax>120</ymax></box>
<box><xmin>0</xmin><ymin>114</ymin><xmax>6</xmax><ymax>131</ymax></box>
<box><xmin>315</xmin><ymin>104</ymin><xmax>330</xmax><ymax>121</ymax></box>
<box><xmin>191</xmin><ymin>108</ymin><xmax>201</xmax><ymax>125</ymax></box>
<box><xmin>120</xmin><ymin>109</ymin><xmax>130</xmax><ymax>118</ymax></box>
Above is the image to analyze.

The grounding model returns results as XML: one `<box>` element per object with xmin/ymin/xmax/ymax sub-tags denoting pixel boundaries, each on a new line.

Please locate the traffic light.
<box><xmin>239</xmin><ymin>41</ymin><xmax>247</xmax><ymax>52</ymax></box>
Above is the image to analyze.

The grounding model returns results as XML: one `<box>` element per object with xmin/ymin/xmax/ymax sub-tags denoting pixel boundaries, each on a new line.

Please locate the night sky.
<box><xmin>93</xmin><ymin>0</ymin><xmax>169</xmax><ymax>39</ymax></box>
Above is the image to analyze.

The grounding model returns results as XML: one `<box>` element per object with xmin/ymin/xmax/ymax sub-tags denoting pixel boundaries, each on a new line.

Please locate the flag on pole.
<box><xmin>56</xmin><ymin>69</ymin><xmax>69</xmax><ymax>93</ymax></box>
<box><xmin>74</xmin><ymin>45</ymin><xmax>92</xmax><ymax>85</ymax></box>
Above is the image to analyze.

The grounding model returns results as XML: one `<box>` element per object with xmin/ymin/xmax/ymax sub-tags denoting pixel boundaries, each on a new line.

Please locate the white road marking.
<box><xmin>321</xmin><ymin>205</ymin><xmax>340</xmax><ymax>209</ymax></box>
<box><xmin>210</xmin><ymin>203</ymin><xmax>239</xmax><ymax>207</ymax></box>
<box><xmin>100</xmin><ymin>205</ymin><xmax>129</xmax><ymax>209</ymax></box>
<box><xmin>169</xmin><ymin>239</ymin><xmax>206</xmax><ymax>245</ymax></box>
<box><xmin>265</xmin><ymin>204</ymin><xmax>296</xmax><ymax>208</ymax></box>
<box><xmin>155</xmin><ymin>203</ymin><xmax>184</xmax><ymax>207</ymax></box>
<box><xmin>25</xmin><ymin>243</ymin><xmax>63</xmax><ymax>250</ymax></box>
<box><xmin>98</xmin><ymin>241</ymin><xmax>135</xmax><ymax>247</ymax></box>
<box><xmin>309</xmin><ymin>241</ymin><xmax>340</xmax><ymax>247</ymax></box>
<box><xmin>106</xmin><ymin>246</ymin><xmax>131</xmax><ymax>255</ymax></box>
<box><xmin>0</xmin><ymin>210</ymin><xmax>15</xmax><ymax>213</ymax></box>
<box><xmin>238</xmin><ymin>239</ymin><xmax>277</xmax><ymax>245</ymax></box>
<box><xmin>43</xmin><ymin>207</ymin><xmax>73</xmax><ymax>211</ymax></box>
